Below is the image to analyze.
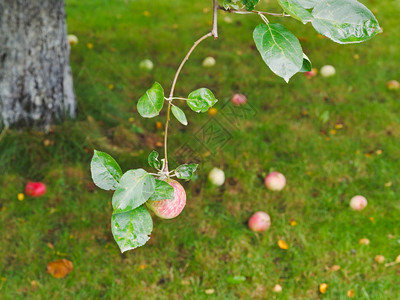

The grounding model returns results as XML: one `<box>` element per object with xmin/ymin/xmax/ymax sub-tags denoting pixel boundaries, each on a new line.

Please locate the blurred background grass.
<box><xmin>1</xmin><ymin>0</ymin><xmax>400</xmax><ymax>298</ymax></box>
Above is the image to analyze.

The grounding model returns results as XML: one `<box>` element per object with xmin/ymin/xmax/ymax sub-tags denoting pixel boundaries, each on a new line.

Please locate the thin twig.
<box><xmin>163</xmin><ymin>0</ymin><xmax>219</xmax><ymax>173</ymax></box>
<box><xmin>165</xmin><ymin>97</ymin><xmax>189</xmax><ymax>101</ymax></box>
<box><xmin>163</xmin><ymin>32</ymin><xmax>213</xmax><ymax>172</ymax></box>
<box><xmin>212</xmin><ymin>0</ymin><xmax>219</xmax><ymax>39</ymax></box>
<box><xmin>218</xmin><ymin>5</ymin><xmax>290</xmax><ymax>17</ymax></box>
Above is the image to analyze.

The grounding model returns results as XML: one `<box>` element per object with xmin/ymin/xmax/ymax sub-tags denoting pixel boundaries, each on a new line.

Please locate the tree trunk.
<box><xmin>0</xmin><ymin>0</ymin><xmax>76</xmax><ymax>131</ymax></box>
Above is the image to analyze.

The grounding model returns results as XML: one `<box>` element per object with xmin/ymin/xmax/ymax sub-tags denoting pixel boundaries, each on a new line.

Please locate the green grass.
<box><xmin>1</xmin><ymin>0</ymin><xmax>400</xmax><ymax>298</ymax></box>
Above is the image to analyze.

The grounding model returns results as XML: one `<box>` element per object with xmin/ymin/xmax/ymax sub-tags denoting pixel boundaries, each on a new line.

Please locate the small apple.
<box><xmin>350</xmin><ymin>195</ymin><xmax>367</xmax><ymax>211</ymax></box>
<box><xmin>374</xmin><ymin>255</ymin><xmax>385</xmax><ymax>264</ymax></box>
<box><xmin>248</xmin><ymin>212</ymin><xmax>271</xmax><ymax>232</ymax></box>
<box><xmin>231</xmin><ymin>94</ymin><xmax>247</xmax><ymax>106</ymax></box>
<box><xmin>224</xmin><ymin>16</ymin><xmax>233</xmax><ymax>24</ymax></box>
<box><xmin>67</xmin><ymin>34</ymin><xmax>79</xmax><ymax>46</ymax></box>
<box><xmin>25</xmin><ymin>182</ymin><xmax>46</xmax><ymax>197</ymax></box>
<box><xmin>304</xmin><ymin>68</ymin><xmax>317</xmax><ymax>78</ymax></box>
<box><xmin>202</xmin><ymin>56</ymin><xmax>216</xmax><ymax>67</ymax></box>
<box><xmin>264</xmin><ymin>172</ymin><xmax>286</xmax><ymax>191</ymax></box>
<box><xmin>272</xmin><ymin>284</ymin><xmax>282</xmax><ymax>293</ymax></box>
<box><xmin>146</xmin><ymin>179</ymin><xmax>186</xmax><ymax>219</ymax></box>
<box><xmin>386</xmin><ymin>80</ymin><xmax>399</xmax><ymax>91</ymax></box>
<box><xmin>139</xmin><ymin>59</ymin><xmax>154</xmax><ymax>71</ymax></box>
<box><xmin>320</xmin><ymin>65</ymin><xmax>336</xmax><ymax>78</ymax></box>
<box><xmin>208</xmin><ymin>167</ymin><xmax>225</xmax><ymax>186</ymax></box>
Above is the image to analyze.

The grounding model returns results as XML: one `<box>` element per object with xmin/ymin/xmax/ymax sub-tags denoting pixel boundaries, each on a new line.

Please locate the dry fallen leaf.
<box><xmin>47</xmin><ymin>259</ymin><xmax>73</xmax><ymax>278</ymax></box>
<box><xmin>205</xmin><ymin>289</ymin><xmax>215</xmax><ymax>295</ymax></box>
<box><xmin>136</xmin><ymin>264</ymin><xmax>148</xmax><ymax>271</ymax></box>
<box><xmin>359</xmin><ymin>238</ymin><xmax>370</xmax><ymax>245</ymax></box>
<box><xmin>347</xmin><ymin>289</ymin><xmax>355</xmax><ymax>298</ymax></box>
<box><xmin>17</xmin><ymin>193</ymin><xmax>24</xmax><ymax>201</ymax></box>
<box><xmin>331</xmin><ymin>265</ymin><xmax>341</xmax><ymax>271</ymax></box>
<box><xmin>30</xmin><ymin>280</ymin><xmax>39</xmax><ymax>289</ymax></box>
<box><xmin>319</xmin><ymin>283</ymin><xmax>328</xmax><ymax>294</ymax></box>
<box><xmin>374</xmin><ymin>255</ymin><xmax>385</xmax><ymax>264</ymax></box>
<box><xmin>278</xmin><ymin>240</ymin><xmax>289</xmax><ymax>250</ymax></box>
<box><xmin>384</xmin><ymin>255</ymin><xmax>400</xmax><ymax>267</ymax></box>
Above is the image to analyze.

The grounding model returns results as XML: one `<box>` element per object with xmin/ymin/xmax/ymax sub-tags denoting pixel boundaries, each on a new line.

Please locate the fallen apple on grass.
<box><xmin>304</xmin><ymin>68</ymin><xmax>317</xmax><ymax>78</ymax></box>
<box><xmin>386</xmin><ymin>80</ymin><xmax>399</xmax><ymax>91</ymax></box>
<box><xmin>146</xmin><ymin>179</ymin><xmax>186</xmax><ymax>219</ymax></box>
<box><xmin>350</xmin><ymin>195</ymin><xmax>367</xmax><ymax>211</ymax></box>
<box><xmin>248</xmin><ymin>212</ymin><xmax>271</xmax><ymax>232</ymax></box>
<box><xmin>231</xmin><ymin>94</ymin><xmax>247</xmax><ymax>106</ymax></box>
<box><xmin>25</xmin><ymin>182</ymin><xmax>46</xmax><ymax>197</ymax></box>
<box><xmin>320</xmin><ymin>65</ymin><xmax>336</xmax><ymax>78</ymax></box>
<box><xmin>264</xmin><ymin>172</ymin><xmax>286</xmax><ymax>191</ymax></box>
<box><xmin>139</xmin><ymin>59</ymin><xmax>154</xmax><ymax>71</ymax></box>
<box><xmin>208</xmin><ymin>167</ymin><xmax>225</xmax><ymax>186</ymax></box>
<box><xmin>67</xmin><ymin>34</ymin><xmax>78</xmax><ymax>46</ymax></box>
<box><xmin>202</xmin><ymin>56</ymin><xmax>216</xmax><ymax>67</ymax></box>
<box><xmin>272</xmin><ymin>284</ymin><xmax>282</xmax><ymax>293</ymax></box>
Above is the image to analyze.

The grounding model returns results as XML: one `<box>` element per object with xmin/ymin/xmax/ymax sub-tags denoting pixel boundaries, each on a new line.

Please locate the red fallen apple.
<box><xmin>304</xmin><ymin>68</ymin><xmax>317</xmax><ymax>78</ymax></box>
<box><xmin>264</xmin><ymin>172</ymin><xmax>286</xmax><ymax>191</ymax></box>
<box><xmin>350</xmin><ymin>195</ymin><xmax>367</xmax><ymax>211</ymax></box>
<box><xmin>248</xmin><ymin>212</ymin><xmax>271</xmax><ymax>232</ymax></box>
<box><xmin>146</xmin><ymin>179</ymin><xmax>186</xmax><ymax>219</ymax></box>
<box><xmin>386</xmin><ymin>80</ymin><xmax>399</xmax><ymax>91</ymax></box>
<box><xmin>25</xmin><ymin>182</ymin><xmax>46</xmax><ymax>197</ymax></box>
<box><xmin>231</xmin><ymin>94</ymin><xmax>247</xmax><ymax>106</ymax></box>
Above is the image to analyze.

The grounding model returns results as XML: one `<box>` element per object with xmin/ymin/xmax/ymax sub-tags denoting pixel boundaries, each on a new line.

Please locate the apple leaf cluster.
<box><xmin>90</xmin><ymin>150</ymin><xmax>197</xmax><ymax>252</ymax></box>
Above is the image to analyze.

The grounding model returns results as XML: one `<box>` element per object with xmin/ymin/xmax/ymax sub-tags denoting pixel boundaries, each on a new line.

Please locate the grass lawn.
<box><xmin>1</xmin><ymin>0</ymin><xmax>400</xmax><ymax>298</ymax></box>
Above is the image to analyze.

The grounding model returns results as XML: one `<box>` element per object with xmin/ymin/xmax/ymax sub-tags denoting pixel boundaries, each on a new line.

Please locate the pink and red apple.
<box><xmin>146</xmin><ymin>179</ymin><xmax>186</xmax><ymax>219</ymax></box>
<box><xmin>248</xmin><ymin>212</ymin><xmax>271</xmax><ymax>232</ymax></box>
<box><xmin>304</xmin><ymin>68</ymin><xmax>317</xmax><ymax>78</ymax></box>
<box><xmin>264</xmin><ymin>172</ymin><xmax>286</xmax><ymax>191</ymax></box>
<box><xmin>350</xmin><ymin>195</ymin><xmax>367</xmax><ymax>211</ymax></box>
<box><xmin>25</xmin><ymin>182</ymin><xmax>47</xmax><ymax>197</ymax></box>
<box><xmin>231</xmin><ymin>94</ymin><xmax>247</xmax><ymax>106</ymax></box>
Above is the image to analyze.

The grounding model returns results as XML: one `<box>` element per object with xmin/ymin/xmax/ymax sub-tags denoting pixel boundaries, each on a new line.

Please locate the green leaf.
<box><xmin>277</xmin><ymin>0</ymin><xmax>313</xmax><ymax>23</ymax></box>
<box><xmin>223</xmin><ymin>0</ymin><xmax>243</xmax><ymax>10</ymax></box>
<box><xmin>242</xmin><ymin>0</ymin><xmax>260</xmax><ymax>10</ymax></box>
<box><xmin>149</xmin><ymin>179</ymin><xmax>174</xmax><ymax>201</ymax></box>
<box><xmin>90</xmin><ymin>150</ymin><xmax>123</xmax><ymax>191</ymax></box>
<box><xmin>299</xmin><ymin>53</ymin><xmax>312</xmax><ymax>72</ymax></box>
<box><xmin>187</xmin><ymin>88</ymin><xmax>218</xmax><ymax>113</ymax></box>
<box><xmin>319</xmin><ymin>110</ymin><xmax>330</xmax><ymax>124</ymax></box>
<box><xmin>137</xmin><ymin>82</ymin><xmax>164</xmax><ymax>118</ymax></box>
<box><xmin>253</xmin><ymin>23</ymin><xmax>303</xmax><ymax>83</ymax></box>
<box><xmin>148</xmin><ymin>150</ymin><xmax>161</xmax><ymax>170</ymax></box>
<box><xmin>311</xmin><ymin>0</ymin><xmax>381</xmax><ymax>44</ymax></box>
<box><xmin>171</xmin><ymin>105</ymin><xmax>188</xmax><ymax>126</ymax></box>
<box><xmin>223</xmin><ymin>0</ymin><xmax>259</xmax><ymax>10</ymax></box>
<box><xmin>278</xmin><ymin>0</ymin><xmax>380</xmax><ymax>44</ymax></box>
<box><xmin>226</xmin><ymin>275</ymin><xmax>246</xmax><ymax>284</ymax></box>
<box><xmin>112</xmin><ymin>169</ymin><xmax>156</xmax><ymax>214</ymax></box>
<box><xmin>175</xmin><ymin>163</ymin><xmax>198</xmax><ymax>181</ymax></box>
<box><xmin>111</xmin><ymin>206</ymin><xmax>153</xmax><ymax>253</ymax></box>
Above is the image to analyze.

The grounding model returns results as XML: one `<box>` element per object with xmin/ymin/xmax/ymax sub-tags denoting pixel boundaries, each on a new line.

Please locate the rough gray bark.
<box><xmin>0</xmin><ymin>0</ymin><xmax>76</xmax><ymax>130</ymax></box>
